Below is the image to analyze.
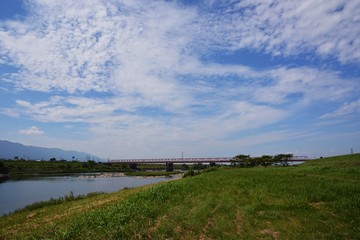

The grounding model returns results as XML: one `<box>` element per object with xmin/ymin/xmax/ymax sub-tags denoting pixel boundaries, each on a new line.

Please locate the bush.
<box><xmin>183</xmin><ymin>170</ymin><xmax>197</xmax><ymax>178</ymax></box>
<box><xmin>13</xmin><ymin>191</ymin><xmax>104</xmax><ymax>213</ymax></box>
<box><xmin>0</xmin><ymin>161</ymin><xmax>9</xmax><ymax>174</ymax></box>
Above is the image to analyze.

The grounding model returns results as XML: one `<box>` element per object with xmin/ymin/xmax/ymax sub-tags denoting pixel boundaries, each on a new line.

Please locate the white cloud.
<box><xmin>19</xmin><ymin>126</ymin><xmax>45</xmax><ymax>135</ymax></box>
<box><xmin>8</xmin><ymin>96</ymin><xmax>119</xmax><ymax>123</ymax></box>
<box><xmin>77</xmin><ymin>100</ymin><xmax>289</xmax><ymax>158</ymax></box>
<box><xmin>1</xmin><ymin>0</ymin><xmax>358</xmax><ymax>102</ymax></box>
<box><xmin>0</xmin><ymin>0</ymin><xmax>357</xmax><ymax>110</ymax></box>
<box><xmin>2</xmin><ymin>60</ymin><xmax>356</xmax><ymax>152</ymax></box>
<box><xmin>320</xmin><ymin>99</ymin><xmax>360</xmax><ymax>119</ymax></box>
<box><xmin>253</xmin><ymin>67</ymin><xmax>356</xmax><ymax>105</ymax></box>
<box><xmin>0</xmin><ymin>0</ymin><xmax>359</xmax><ymax>158</ymax></box>
<box><xmin>196</xmin><ymin>0</ymin><xmax>360</xmax><ymax>64</ymax></box>
<box><xmin>0</xmin><ymin>0</ymin><xmax>196</xmax><ymax>112</ymax></box>
<box><xmin>4</xmin><ymin>2</ymin><xmax>120</xmax><ymax>92</ymax></box>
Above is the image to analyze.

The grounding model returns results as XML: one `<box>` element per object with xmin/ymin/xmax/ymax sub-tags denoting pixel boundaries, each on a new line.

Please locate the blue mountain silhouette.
<box><xmin>0</xmin><ymin>140</ymin><xmax>102</xmax><ymax>161</ymax></box>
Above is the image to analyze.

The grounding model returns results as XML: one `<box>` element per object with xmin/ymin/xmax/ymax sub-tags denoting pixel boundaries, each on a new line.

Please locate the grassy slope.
<box><xmin>1</xmin><ymin>154</ymin><xmax>359</xmax><ymax>239</ymax></box>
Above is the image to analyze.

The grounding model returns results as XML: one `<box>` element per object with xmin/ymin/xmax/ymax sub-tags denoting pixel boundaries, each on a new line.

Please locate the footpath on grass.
<box><xmin>0</xmin><ymin>154</ymin><xmax>359</xmax><ymax>239</ymax></box>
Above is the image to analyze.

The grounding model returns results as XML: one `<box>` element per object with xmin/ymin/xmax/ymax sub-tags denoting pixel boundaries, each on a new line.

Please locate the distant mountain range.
<box><xmin>0</xmin><ymin>140</ymin><xmax>103</xmax><ymax>161</ymax></box>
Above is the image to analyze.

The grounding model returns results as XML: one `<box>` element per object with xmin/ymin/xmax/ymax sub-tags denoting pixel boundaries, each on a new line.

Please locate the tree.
<box><xmin>247</xmin><ymin>157</ymin><xmax>259</xmax><ymax>167</ymax></box>
<box><xmin>231</xmin><ymin>154</ymin><xmax>251</xmax><ymax>167</ymax></box>
<box><xmin>181</xmin><ymin>164</ymin><xmax>189</xmax><ymax>170</ymax></box>
<box><xmin>49</xmin><ymin>157</ymin><xmax>57</xmax><ymax>162</ymax></box>
<box><xmin>0</xmin><ymin>162</ymin><xmax>8</xmax><ymax>175</ymax></box>
<box><xmin>274</xmin><ymin>154</ymin><xmax>293</xmax><ymax>166</ymax></box>
<box><xmin>260</xmin><ymin>155</ymin><xmax>274</xmax><ymax>167</ymax></box>
<box><xmin>193</xmin><ymin>163</ymin><xmax>204</xmax><ymax>170</ymax></box>
<box><xmin>82</xmin><ymin>160</ymin><xmax>96</xmax><ymax>169</ymax></box>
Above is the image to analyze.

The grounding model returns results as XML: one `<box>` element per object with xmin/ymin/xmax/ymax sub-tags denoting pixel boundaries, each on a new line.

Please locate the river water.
<box><xmin>0</xmin><ymin>173</ymin><xmax>170</xmax><ymax>216</ymax></box>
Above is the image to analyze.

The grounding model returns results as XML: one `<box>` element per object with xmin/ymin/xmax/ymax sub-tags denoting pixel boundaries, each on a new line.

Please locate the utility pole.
<box><xmin>351</xmin><ymin>148</ymin><xmax>353</xmax><ymax>154</ymax></box>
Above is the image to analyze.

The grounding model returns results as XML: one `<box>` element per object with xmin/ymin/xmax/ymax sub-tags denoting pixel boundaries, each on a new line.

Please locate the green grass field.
<box><xmin>1</xmin><ymin>154</ymin><xmax>359</xmax><ymax>239</ymax></box>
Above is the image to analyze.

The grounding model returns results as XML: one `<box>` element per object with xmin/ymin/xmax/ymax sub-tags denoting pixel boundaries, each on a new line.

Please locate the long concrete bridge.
<box><xmin>107</xmin><ymin>156</ymin><xmax>309</xmax><ymax>171</ymax></box>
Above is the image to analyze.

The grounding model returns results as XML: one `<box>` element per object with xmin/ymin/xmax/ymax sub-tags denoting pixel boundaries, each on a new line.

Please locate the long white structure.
<box><xmin>109</xmin><ymin>157</ymin><xmax>232</xmax><ymax>164</ymax></box>
<box><xmin>108</xmin><ymin>156</ymin><xmax>309</xmax><ymax>164</ymax></box>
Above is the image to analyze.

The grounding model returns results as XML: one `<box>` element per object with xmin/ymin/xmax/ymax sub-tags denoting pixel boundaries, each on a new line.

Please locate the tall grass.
<box><xmin>124</xmin><ymin>171</ymin><xmax>177</xmax><ymax>177</ymax></box>
<box><xmin>11</xmin><ymin>192</ymin><xmax>104</xmax><ymax>214</ymax></box>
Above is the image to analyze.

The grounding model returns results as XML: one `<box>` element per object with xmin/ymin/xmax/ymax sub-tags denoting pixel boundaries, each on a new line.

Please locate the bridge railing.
<box><xmin>290</xmin><ymin>156</ymin><xmax>309</xmax><ymax>161</ymax></box>
<box><xmin>108</xmin><ymin>156</ymin><xmax>310</xmax><ymax>164</ymax></box>
<box><xmin>109</xmin><ymin>157</ymin><xmax>233</xmax><ymax>163</ymax></box>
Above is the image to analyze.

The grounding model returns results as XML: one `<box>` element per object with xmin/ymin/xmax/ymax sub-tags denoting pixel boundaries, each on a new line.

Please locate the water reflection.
<box><xmin>0</xmin><ymin>177</ymin><xmax>7</xmax><ymax>184</ymax></box>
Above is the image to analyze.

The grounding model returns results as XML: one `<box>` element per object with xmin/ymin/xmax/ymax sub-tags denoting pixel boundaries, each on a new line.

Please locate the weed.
<box><xmin>10</xmin><ymin>192</ymin><xmax>104</xmax><ymax>214</ymax></box>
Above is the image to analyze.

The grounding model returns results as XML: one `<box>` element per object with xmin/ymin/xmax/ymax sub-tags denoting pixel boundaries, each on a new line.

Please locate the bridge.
<box><xmin>107</xmin><ymin>156</ymin><xmax>309</xmax><ymax>171</ymax></box>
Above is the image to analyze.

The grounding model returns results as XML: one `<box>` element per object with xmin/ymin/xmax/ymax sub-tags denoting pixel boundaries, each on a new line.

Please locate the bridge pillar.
<box><xmin>166</xmin><ymin>162</ymin><xmax>174</xmax><ymax>172</ymax></box>
<box><xmin>128</xmin><ymin>163</ymin><xmax>138</xmax><ymax>170</ymax></box>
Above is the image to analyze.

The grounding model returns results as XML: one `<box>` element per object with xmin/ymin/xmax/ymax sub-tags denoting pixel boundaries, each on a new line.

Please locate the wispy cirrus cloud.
<box><xmin>196</xmin><ymin>0</ymin><xmax>360</xmax><ymax>64</ymax></box>
<box><xmin>3</xmin><ymin>64</ymin><xmax>354</xmax><ymax>123</ymax></box>
<box><xmin>253</xmin><ymin>67</ymin><xmax>357</xmax><ymax>105</ymax></box>
<box><xmin>1</xmin><ymin>0</ymin><xmax>359</xmax><ymax>99</ymax></box>
<box><xmin>0</xmin><ymin>1</ymin><xmax>195</xmax><ymax>102</ymax></box>
<box><xmin>320</xmin><ymin>99</ymin><xmax>360</xmax><ymax>119</ymax></box>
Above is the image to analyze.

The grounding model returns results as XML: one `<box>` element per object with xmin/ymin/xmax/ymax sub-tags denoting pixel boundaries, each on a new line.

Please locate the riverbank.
<box><xmin>78</xmin><ymin>172</ymin><xmax>183</xmax><ymax>178</ymax></box>
<box><xmin>77</xmin><ymin>172</ymin><xmax>126</xmax><ymax>178</ymax></box>
<box><xmin>0</xmin><ymin>159</ymin><xmax>126</xmax><ymax>176</ymax></box>
<box><xmin>1</xmin><ymin>154</ymin><xmax>359</xmax><ymax>239</ymax></box>
<box><xmin>0</xmin><ymin>159</ymin><xmax>185</xmax><ymax>178</ymax></box>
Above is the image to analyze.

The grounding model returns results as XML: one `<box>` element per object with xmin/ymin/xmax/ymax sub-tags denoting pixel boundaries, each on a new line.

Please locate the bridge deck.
<box><xmin>108</xmin><ymin>156</ymin><xmax>309</xmax><ymax>164</ymax></box>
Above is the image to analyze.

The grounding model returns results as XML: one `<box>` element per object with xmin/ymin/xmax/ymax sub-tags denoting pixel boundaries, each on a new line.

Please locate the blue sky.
<box><xmin>0</xmin><ymin>0</ymin><xmax>359</xmax><ymax>159</ymax></box>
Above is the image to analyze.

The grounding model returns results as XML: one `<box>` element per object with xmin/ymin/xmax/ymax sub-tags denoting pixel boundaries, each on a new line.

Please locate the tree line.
<box><xmin>0</xmin><ymin>161</ymin><xmax>9</xmax><ymax>176</ymax></box>
<box><xmin>230</xmin><ymin>154</ymin><xmax>293</xmax><ymax>167</ymax></box>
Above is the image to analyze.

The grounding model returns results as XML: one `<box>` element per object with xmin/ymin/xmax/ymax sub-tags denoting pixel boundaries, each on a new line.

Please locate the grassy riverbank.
<box><xmin>0</xmin><ymin>159</ymin><xmax>128</xmax><ymax>176</ymax></box>
<box><xmin>1</xmin><ymin>154</ymin><xmax>359</xmax><ymax>239</ymax></box>
<box><xmin>0</xmin><ymin>160</ymin><xmax>187</xmax><ymax>177</ymax></box>
<box><xmin>124</xmin><ymin>171</ymin><xmax>178</xmax><ymax>177</ymax></box>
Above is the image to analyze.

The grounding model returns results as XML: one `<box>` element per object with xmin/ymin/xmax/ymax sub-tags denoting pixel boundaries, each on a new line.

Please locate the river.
<box><xmin>0</xmin><ymin>173</ymin><xmax>171</xmax><ymax>216</ymax></box>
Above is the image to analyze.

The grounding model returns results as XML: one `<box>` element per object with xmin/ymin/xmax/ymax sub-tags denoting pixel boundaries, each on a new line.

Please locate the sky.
<box><xmin>0</xmin><ymin>0</ymin><xmax>359</xmax><ymax>160</ymax></box>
